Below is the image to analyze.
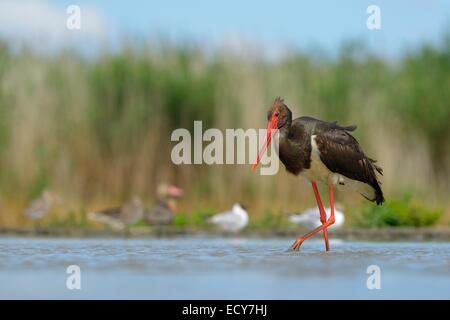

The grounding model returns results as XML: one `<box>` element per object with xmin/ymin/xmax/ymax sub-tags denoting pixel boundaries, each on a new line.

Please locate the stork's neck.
<box><xmin>278</xmin><ymin>115</ymin><xmax>292</xmax><ymax>144</ymax></box>
<box><xmin>276</xmin><ymin>112</ymin><xmax>312</xmax><ymax>175</ymax></box>
<box><xmin>278</xmin><ymin>124</ymin><xmax>291</xmax><ymax>141</ymax></box>
<box><xmin>277</xmin><ymin>107</ymin><xmax>292</xmax><ymax>138</ymax></box>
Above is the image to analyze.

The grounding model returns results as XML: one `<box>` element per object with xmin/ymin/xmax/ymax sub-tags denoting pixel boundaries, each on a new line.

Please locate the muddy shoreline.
<box><xmin>1</xmin><ymin>226</ymin><xmax>450</xmax><ymax>241</ymax></box>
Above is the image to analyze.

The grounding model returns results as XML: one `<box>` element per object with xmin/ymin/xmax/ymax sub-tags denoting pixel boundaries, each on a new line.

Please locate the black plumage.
<box><xmin>253</xmin><ymin>97</ymin><xmax>386</xmax><ymax>251</ymax></box>
<box><xmin>271</xmin><ymin>98</ymin><xmax>384</xmax><ymax>204</ymax></box>
<box><xmin>314</xmin><ymin>127</ymin><xmax>384</xmax><ymax>204</ymax></box>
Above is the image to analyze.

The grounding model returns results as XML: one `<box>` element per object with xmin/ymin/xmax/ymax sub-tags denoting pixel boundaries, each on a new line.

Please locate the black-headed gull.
<box><xmin>288</xmin><ymin>207</ymin><xmax>345</xmax><ymax>231</ymax></box>
<box><xmin>209</xmin><ymin>203</ymin><xmax>249</xmax><ymax>233</ymax></box>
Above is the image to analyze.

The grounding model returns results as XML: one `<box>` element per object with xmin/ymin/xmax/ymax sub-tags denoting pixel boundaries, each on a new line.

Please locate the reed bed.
<box><xmin>0</xmin><ymin>36</ymin><xmax>448</xmax><ymax>226</ymax></box>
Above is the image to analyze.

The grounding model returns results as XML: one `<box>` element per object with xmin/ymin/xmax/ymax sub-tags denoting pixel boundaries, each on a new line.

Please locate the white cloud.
<box><xmin>0</xmin><ymin>0</ymin><xmax>110</xmax><ymax>52</ymax></box>
<box><xmin>216</xmin><ymin>33</ymin><xmax>292</xmax><ymax>62</ymax></box>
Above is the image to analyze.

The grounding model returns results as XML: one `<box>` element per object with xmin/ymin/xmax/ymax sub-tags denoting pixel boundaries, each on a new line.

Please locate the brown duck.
<box><xmin>88</xmin><ymin>197</ymin><xmax>144</xmax><ymax>230</ymax></box>
<box><xmin>145</xmin><ymin>184</ymin><xmax>183</xmax><ymax>225</ymax></box>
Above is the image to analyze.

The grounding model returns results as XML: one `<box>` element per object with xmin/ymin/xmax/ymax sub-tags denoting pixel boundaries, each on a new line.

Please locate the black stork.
<box><xmin>252</xmin><ymin>97</ymin><xmax>384</xmax><ymax>251</ymax></box>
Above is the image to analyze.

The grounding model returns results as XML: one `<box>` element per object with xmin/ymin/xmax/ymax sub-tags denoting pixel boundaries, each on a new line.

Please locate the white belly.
<box><xmin>301</xmin><ymin>135</ymin><xmax>376</xmax><ymax>201</ymax></box>
<box><xmin>301</xmin><ymin>135</ymin><xmax>337</xmax><ymax>183</ymax></box>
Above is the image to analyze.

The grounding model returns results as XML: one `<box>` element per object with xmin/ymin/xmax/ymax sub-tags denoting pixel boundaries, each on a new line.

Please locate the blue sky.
<box><xmin>2</xmin><ymin>1</ymin><xmax>450</xmax><ymax>57</ymax></box>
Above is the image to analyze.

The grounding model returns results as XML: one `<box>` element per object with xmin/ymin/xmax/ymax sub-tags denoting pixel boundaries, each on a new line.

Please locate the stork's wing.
<box><xmin>315</xmin><ymin>129</ymin><xmax>384</xmax><ymax>204</ymax></box>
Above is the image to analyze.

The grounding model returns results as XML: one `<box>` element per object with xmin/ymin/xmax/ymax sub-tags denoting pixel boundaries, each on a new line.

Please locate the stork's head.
<box><xmin>252</xmin><ymin>97</ymin><xmax>291</xmax><ymax>170</ymax></box>
<box><xmin>266</xmin><ymin>97</ymin><xmax>291</xmax><ymax>130</ymax></box>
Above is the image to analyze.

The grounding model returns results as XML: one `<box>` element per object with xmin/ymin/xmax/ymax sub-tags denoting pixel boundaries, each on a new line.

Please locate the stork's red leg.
<box><xmin>290</xmin><ymin>182</ymin><xmax>336</xmax><ymax>251</ymax></box>
<box><xmin>328</xmin><ymin>181</ymin><xmax>335</xmax><ymax>226</ymax></box>
<box><xmin>311</xmin><ymin>181</ymin><xmax>329</xmax><ymax>251</ymax></box>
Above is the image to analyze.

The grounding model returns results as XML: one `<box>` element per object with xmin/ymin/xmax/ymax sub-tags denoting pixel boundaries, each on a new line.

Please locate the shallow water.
<box><xmin>0</xmin><ymin>237</ymin><xmax>449</xmax><ymax>299</ymax></box>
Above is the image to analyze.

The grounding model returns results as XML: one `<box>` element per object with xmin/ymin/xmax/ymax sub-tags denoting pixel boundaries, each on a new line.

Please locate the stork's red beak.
<box><xmin>252</xmin><ymin>115</ymin><xmax>278</xmax><ymax>171</ymax></box>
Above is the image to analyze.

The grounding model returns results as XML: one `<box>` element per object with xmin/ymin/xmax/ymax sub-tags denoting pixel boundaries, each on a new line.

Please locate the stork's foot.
<box><xmin>289</xmin><ymin>238</ymin><xmax>304</xmax><ymax>251</ymax></box>
<box><xmin>289</xmin><ymin>224</ymin><xmax>333</xmax><ymax>252</ymax></box>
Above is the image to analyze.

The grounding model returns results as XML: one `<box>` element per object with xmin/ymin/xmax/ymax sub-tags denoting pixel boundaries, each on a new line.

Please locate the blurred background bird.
<box><xmin>208</xmin><ymin>203</ymin><xmax>249</xmax><ymax>233</ymax></box>
<box><xmin>23</xmin><ymin>190</ymin><xmax>61</xmax><ymax>221</ymax></box>
<box><xmin>288</xmin><ymin>204</ymin><xmax>345</xmax><ymax>231</ymax></box>
<box><xmin>88</xmin><ymin>196</ymin><xmax>144</xmax><ymax>230</ymax></box>
<box><xmin>145</xmin><ymin>184</ymin><xmax>183</xmax><ymax>225</ymax></box>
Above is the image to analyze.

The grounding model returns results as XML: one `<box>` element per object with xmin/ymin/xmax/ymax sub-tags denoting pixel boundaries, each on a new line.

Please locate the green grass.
<box><xmin>351</xmin><ymin>194</ymin><xmax>443</xmax><ymax>228</ymax></box>
<box><xmin>46</xmin><ymin>209</ymin><xmax>91</xmax><ymax>228</ymax></box>
<box><xmin>40</xmin><ymin>198</ymin><xmax>444</xmax><ymax>229</ymax></box>
<box><xmin>248</xmin><ymin>210</ymin><xmax>290</xmax><ymax>229</ymax></box>
<box><xmin>174</xmin><ymin>207</ymin><xmax>217</xmax><ymax>227</ymax></box>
